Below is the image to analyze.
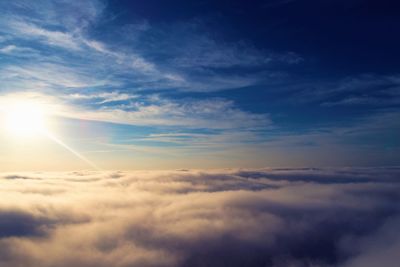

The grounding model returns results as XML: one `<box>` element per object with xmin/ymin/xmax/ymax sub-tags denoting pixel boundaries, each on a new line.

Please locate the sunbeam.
<box><xmin>43</xmin><ymin>130</ymin><xmax>101</xmax><ymax>171</ymax></box>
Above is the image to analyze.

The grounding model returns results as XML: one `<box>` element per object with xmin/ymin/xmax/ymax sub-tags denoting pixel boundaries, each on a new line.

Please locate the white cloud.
<box><xmin>70</xmin><ymin>98</ymin><xmax>270</xmax><ymax>129</ymax></box>
<box><xmin>0</xmin><ymin>92</ymin><xmax>270</xmax><ymax>135</ymax></box>
<box><xmin>1</xmin><ymin>63</ymin><xmax>105</xmax><ymax>89</ymax></box>
<box><xmin>0</xmin><ymin>0</ymin><xmax>300</xmax><ymax>96</ymax></box>
<box><xmin>0</xmin><ymin>168</ymin><xmax>399</xmax><ymax>267</ymax></box>
<box><xmin>68</xmin><ymin>92</ymin><xmax>138</xmax><ymax>104</ymax></box>
<box><xmin>9</xmin><ymin>20</ymin><xmax>82</xmax><ymax>50</ymax></box>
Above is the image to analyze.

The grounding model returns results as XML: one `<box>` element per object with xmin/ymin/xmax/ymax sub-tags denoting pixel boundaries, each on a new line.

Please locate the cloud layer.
<box><xmin>0</xmin><ymin>168</ymin><xmax>399</xmax><ymax>267</ymax></box>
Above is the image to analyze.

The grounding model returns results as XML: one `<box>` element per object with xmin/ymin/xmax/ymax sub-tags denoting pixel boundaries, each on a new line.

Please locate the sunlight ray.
<box><xmin>42</xmin><ymin>130</ymin><xmax>101</xmax><ymax>171</ymax></box>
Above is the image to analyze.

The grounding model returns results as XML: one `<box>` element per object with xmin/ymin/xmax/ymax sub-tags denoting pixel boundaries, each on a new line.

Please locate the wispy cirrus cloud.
<box><xmin>71</xmin><ymin>97</ymin><xmax>271</xmax><ymax>130</ymax></box>
<box><xmin>1</xmin><ymin>0</ymin><xmax>398</xmax><ymax>167</ymax></box>
<box><xmin>280</xmin><ymin>74</ymin><xmax>400</xmax><ymax>107</ymax></box>
<box><xmin>8</xmin><ymin>20</ymin><xmax>82</xmax><ymax>50</ymax></box>
<box><xmin>0</xmin><ymin>0</ymin><xmax>185</xmax><ymax>93</ymax></box>
<box><xmin>0</xmin><ymin>0</ymin><xmax>299</xmax><ymax>144</ymax></box>
<box><xmin>0</xmin><ymin>44</ymin><xmax>37</xmax><ymax>55</ymax></box>
<box><xmin>1</xmin><ymin>0</ymin><xmax>302</xmax><ymax>96</ymax></box>
<box><xmin>0</xmin><ymin>91</ymin><xmax>270</xmax><ymax>132</ymax></box>
<box><xmin>67</xmin><ymin>92</ymin><xmax>138</xmax><ymax>104</ymax></box>
<box><xmin>1</xmin><ymin>63</ymin><xmax>108</xmax><ymax>89</ymax></box>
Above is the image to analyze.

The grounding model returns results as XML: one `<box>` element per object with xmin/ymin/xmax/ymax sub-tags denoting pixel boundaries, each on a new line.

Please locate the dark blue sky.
<box><xmin>0</xmin><ymin>0</ymin><xmax>399</xmax><ymax>169</ymax></box>
<box><xmin>110</xmin><ymin>0</ymin><xmax>400</xmax><ymax>72</ymax></box>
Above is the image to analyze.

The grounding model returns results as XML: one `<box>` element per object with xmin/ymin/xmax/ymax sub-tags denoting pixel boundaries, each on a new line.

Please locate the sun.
<box><xmin>3</xmin><ymin>101</ymin><xmax>47</xmax><ymax>138</ymax></box>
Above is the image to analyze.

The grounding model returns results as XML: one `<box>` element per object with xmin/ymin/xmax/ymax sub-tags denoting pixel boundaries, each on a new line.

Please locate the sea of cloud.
<box><xmin>0</xmin><ymin>167</ymin><xmax>399</xmax><ymax>267</ymax></box>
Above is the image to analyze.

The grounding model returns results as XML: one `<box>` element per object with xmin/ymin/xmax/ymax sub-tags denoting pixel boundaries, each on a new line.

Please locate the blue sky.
<box><xmin>0</xmin><ymin>0</ymin><xmax>399</xmax><ymax>170</ymax></box>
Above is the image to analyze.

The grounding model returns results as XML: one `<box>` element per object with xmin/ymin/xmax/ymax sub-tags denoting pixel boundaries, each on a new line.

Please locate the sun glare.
<box><xmin>0</xmin><ymin>97</ymin><xmax>100</xmax><ymax>169</ymax></box>
<box><xmin>3</xmin><ymin>101</ymin><xmax>47</xmax><ymax>138</ymax></box>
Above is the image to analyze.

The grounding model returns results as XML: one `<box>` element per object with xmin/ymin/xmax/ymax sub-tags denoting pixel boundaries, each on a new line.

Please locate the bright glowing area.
<box><xmin>0</xmin><ymin>96</ymin><xmax>100</xmax><ymax>170</ymax></box>
<box><xmin>3</xmin><ymin>101</ymin><xmax>47</xmax><ymax>138</ymax></box>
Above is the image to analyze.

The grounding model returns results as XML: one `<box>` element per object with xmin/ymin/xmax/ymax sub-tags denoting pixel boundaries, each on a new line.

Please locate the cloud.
<box><xmin>122</xmin><ymin>19</ymin><xmax>302</xmax><ymax>92</ymax></box>
<box><xmin>0</xmin><ymin>0</ymin><xmax>299</xmax><ymax>157</ymax></box>
<box><xmin>284</xmin><ymin>74</ymin><xmax>400</xmax><ymax>107</ymax></box>
<box><xmin>0</xmin><ymin>210</ymin><xmax>52</xmax><ymax>238</ymax></box>
<box><xmin>71</xmin><ymin>97</ymin><xmax>271</xmax><ymax>129</ymax></box>
<box><xmin>1</xmin><ymin>0</ymin><xmax>302</xmax><ymax>95</ymax></box>
<box><xmin>3</xmin><ymin>174</ymin><xmax>40</xmax><ymax>180</ymax></box>
<box><xmin>0</xmin><ymin>91</ymin><xmax>268</xmax><ymax>131</ymax></box>
<box><xmin>169</xmin><ymin>37</ymin><xmax>301</xmax><ymax>69</ymax></box>
<box><xmin>0</xmin><ymin>0</ymin><xmax>183</xmax><ymax>93</ymax></box>
<box><xmin>67</xmin><ymin>92</ymin><xmax>138</xmax><ymax>104</ymax></box>
<box><xmin>0</xmin><ymin>44</ymin><xmax>37</xmax><ymax>55</ymax></box>
<box><xmin>9</xmin><ymin>20</ymin><xmax>82</xmax><ymax>50</ymax></box>
<box><xmin>1</xmin><ymin>63</ymin><xmax>106</xmax><ymax>90</ymax></box>
<box><xmin>0</xmin><ymin>168</ymin><xmax>399</xmax><ymax>267</ymax></box>
<box><xmin>341</xmin><ymin>216</ymin><xmax>400</xmax><ymax>267</ymax></box>
<box><xmin>0</xmin><ymin>0</ymin><xmax>104</xmax><ymax>31</ymax></box>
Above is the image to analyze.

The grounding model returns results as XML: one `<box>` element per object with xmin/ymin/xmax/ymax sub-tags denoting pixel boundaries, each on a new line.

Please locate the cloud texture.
<box><xmin>0</xmin><ymin>168</ymin><xmax>399</xmax><ymax>267</ymax></box>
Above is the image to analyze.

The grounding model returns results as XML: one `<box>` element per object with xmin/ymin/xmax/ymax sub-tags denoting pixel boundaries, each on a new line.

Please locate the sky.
<box><xmin>1</xmin><ymin>2</ymin><xmax>400</xmax><ymax>266</ymax></box>
<box><xmin>0</xmin><ymin>0</ymin><xmax>399</xmax><ymax>170</ymax></box>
